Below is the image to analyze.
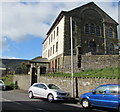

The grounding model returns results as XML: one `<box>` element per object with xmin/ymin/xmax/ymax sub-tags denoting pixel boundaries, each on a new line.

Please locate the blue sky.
<box><xmin>1</xmin><ymin>0</ymin><xmax>119</xmax><ymax>60</ymax></box>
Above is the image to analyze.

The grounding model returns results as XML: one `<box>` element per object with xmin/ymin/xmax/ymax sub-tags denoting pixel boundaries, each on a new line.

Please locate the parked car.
<box><xmin>28</xmin><ymin>83</ymin><xmax>70</xmax><ymax>102</ymax></box>
<box><xmin>0</xmin><ymin>80</ymin><xmax>6</xmax><ymax>90</ymax></box>
<box><xmin>79</xmin><ymin>84</ymin><xmax>120</xmax><ymax>111</ymax></box>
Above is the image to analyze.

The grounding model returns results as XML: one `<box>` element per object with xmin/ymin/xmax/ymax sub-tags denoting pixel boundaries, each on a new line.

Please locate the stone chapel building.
<box><xmin>42</xmin><ymin>2</ymin><xmax>119</xmax><ymax>72</ymax></box>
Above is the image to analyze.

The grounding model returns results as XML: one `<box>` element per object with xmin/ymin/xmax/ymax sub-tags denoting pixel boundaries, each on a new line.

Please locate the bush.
<box><xmin>6</xmin><ymin>82</ymin><xmax>18</xmax><ymax>90</ymax></box>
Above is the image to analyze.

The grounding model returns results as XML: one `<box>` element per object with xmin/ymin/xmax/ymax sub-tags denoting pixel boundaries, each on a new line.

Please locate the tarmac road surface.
<box><xmin>0</xmin><ymin>90</ymin><xmax>117</xmax><ymax>112</ymax></box>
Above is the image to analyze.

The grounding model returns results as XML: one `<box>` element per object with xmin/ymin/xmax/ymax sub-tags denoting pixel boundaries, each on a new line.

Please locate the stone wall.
<box><xmin>63</xmin><ymin>55</ymin><xmax>119</xmax><ymax>72</ymax></box>
<box><xmin>13</xmin><ymin>75</ymin><xmax>31</xmax><ymax>90</ymax></box>
<box><xmin>13</xmin><ymin>75</ymin><xmax>119</xmax><ymax>97</ymax></box>
<box><xmin>37</xmin><ymin>76</ymin><xmax>119</xmax><ymax>97</ymax></box>
<box><xmin>81</xmin><ymin>55</ymin><xmax>119</xmax><ymax>70</ymax></box>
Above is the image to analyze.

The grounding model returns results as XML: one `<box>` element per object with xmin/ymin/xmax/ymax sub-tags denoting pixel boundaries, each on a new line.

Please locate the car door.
<box><xmin>32</xmin><ymin>84</ymin><xmax>41</xmax><ymax>97</ymax></box>
<box><xmin>37</xmin><ymin>84</ymin><xmax>48</xmax><ymax>98</ymax></box>
<box><xmin>102</xmin><ymin>85</ymin><xmax>120</xmax><ymax>109</ymax></box>
<box><xmin>90</xmin><ymin>85</ymin><xmax>108</xmax><ymax>107</ymax></box>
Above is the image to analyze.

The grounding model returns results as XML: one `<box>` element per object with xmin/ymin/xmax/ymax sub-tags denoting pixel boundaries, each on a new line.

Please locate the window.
<box><xmin>54</xmin><ymin>31</ymin><xmax>55</xmax><ymax>39</ymax></box>
<box><xmin>51</xmin><ymin>35</ymin><xmax>52</xmax><ymax>42</ymax></box>
<box><xmin>96</xmin><ymin>26</ymin><xmax>100</xmax><ymax>36</ymax></box>
<box><xmin>109</xmin><ymin>86</ymin><xmax>120</xmax><ymax>95</ymax></box>
<box><xmin>109</xmin><ymin>43</ymin><xmax>114</xmax><ymax>54</ymax></box>
<box><xmin>89</xmin><ymin>41</ymin><xmax>96</xmax><ymax>53</ymax></box>
<box><xmin>50</xmin><ymin>47</ymin><xmax>52</xmax><ymax>56</ymax></box>
<box><xmin>56</xmin><ymin>42</ymin><xmax>58</xmax><ymax>52</ymax></box>
<box><xmin>90</xmin><ymin>24</ymin><xmax>95</xmax><ymax>34</ymax></box>
<box><xmin>48</xmin><ymin>49</ymin><xmax>49</xmax><ymax>57</ymax></box>
<box><xmin>51</xmin><ymin>34</ymin><xmax>53</xmax><ymax>41</ymax></box>
<box><xmin>57</xmin><ymin>27</ymin><xmax>59</xmax><ymax>36</ymax></box>
<box><xmin>33</xmin><ymin>84</ymin><xmax>46</xmax><ymax>89</ymax></box>
<box><xmin>58</xmin><ymin>58</ymin><xmax>60</xmax><ymax>70</ymax></box>
<box><xmin>33</xmin><ymin>84</ymin><xmax>39</xmax><ymax>87</ymax></box>
<box><xmin>38</xmin><ymin>84</ymin><xmax>47</xmax><ymax>89</ymax></box>
<box><xmin>72</xmin><ymin>20</ymin><xmax>75</xmax><ymax>31</ymax></box>
<box><xmin>85</xmin><ymin>24</ymin><xmax>89</xmax><ymax>33</ymax></box>
<box><xmin>109</xmin><ymin>28</ymin><xmax>113</xmax><ymax>38</ymax></box>
<box><xmin>49</xmin><ymin>37</ymin><xmax>50</xmax><ymax>44</ymax></box>
<box><xmin>48</xmin><ymin>84</ymin><xmax>60</xmax><ymax>89</ymax></box>
<box><xmin>53</xmin><ymin>45</ymin><xmax>55</xmax><ymax>54</ymax></box>
<box><xmin>95</xmin><ymin>86</ymin><xmax>107</xmax><ymax>94</ymax></box>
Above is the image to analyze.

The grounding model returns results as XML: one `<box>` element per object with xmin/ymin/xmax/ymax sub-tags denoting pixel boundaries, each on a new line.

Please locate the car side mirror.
<box><xmin>92</xmin><ymin>90</ymin><xmax>96</xmax><ymax>94</ymax></box>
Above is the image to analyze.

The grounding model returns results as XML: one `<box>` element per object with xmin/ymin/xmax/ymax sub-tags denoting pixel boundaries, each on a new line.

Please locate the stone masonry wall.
<box><xmin>81</xmin><ymin>55</ymin><xmax>119</xmax><ymax>70</ymax></box>
<box><xmin>13</xmin><ymin>75</ymin><xmax>31</xmax><ymax>90</ymax></box>
<box><xmin>38</xmin><ymin>76</ymin><xmax>119</xmax><ymax>97</ymax></box>
<box><xmin>13</xmin><ymin>75</ymin><xmax>119</xmax><ymax>97</ymax></box>
<box><xmin>63</xmin><ymin>55</ymin><xmax>119</xmax><ymax>72</ymax></box>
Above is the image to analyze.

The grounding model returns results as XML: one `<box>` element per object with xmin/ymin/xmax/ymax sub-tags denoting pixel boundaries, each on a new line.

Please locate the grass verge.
<box><xmin>44</xmin><ymin>67</ymin><xmax>119</xmax><ymax>78</ymax></box>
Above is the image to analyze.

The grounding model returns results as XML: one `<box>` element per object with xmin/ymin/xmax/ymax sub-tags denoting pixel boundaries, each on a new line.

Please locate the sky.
<box><xmin>0</xmin><ymin>0</ymin><xmax>120</xmax><ymax>60</ymax></box>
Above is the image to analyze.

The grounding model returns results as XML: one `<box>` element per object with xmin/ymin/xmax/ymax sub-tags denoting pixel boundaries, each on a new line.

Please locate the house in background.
<box><xmin>42</xmin><ymin>2</ymin><xmax>119</xmax><ymax>72</ymax></box>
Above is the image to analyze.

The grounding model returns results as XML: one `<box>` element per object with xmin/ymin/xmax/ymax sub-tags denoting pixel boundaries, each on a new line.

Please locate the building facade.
<box><xmin>42</xmin><ymin>2</ymin><xmax>119</xmax><ymax>72</ymax></box>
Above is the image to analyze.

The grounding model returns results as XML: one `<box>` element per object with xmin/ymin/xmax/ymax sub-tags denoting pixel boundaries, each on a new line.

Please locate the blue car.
<box><xmin>79</xmin><ymin>84</ymin><xmax>120</xmax><ymax>111</ymax></box>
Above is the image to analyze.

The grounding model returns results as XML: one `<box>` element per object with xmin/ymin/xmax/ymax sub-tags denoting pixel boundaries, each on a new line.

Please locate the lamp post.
<box><xmin>70</xmin><ymin>17</ymin><xmax>74</xmax><ymax>98</ymax></box>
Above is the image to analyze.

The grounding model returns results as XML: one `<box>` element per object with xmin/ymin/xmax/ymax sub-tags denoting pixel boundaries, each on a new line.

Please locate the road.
<box><xmin>0</xmin><ymin>90</ymin><xmax>117</xmax><ymax>112</ymax></box>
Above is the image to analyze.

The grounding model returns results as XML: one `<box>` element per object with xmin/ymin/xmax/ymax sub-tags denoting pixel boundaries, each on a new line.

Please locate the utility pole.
<box><xmin>70</xmin><ymin>17</ymin><xmax>74</xmax><ymax>98</ymax></box>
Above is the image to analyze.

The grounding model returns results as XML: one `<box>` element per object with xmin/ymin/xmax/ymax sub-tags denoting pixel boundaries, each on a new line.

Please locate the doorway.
<box><xmin>31</xmin><ymin>67</ymin><xmax>37</xmax><ymax>85</ymax></box>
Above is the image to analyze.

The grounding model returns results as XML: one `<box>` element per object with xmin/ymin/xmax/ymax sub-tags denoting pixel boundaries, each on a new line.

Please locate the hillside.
<box><xmin>0</xmin><ymin>59</ymin><xmax>29</xmax><ymax>70</ymax></box>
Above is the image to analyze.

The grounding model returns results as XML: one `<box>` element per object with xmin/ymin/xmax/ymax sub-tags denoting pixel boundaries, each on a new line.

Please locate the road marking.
<box><xmin>63</xmin><ymin>103</ymin><xmax>82</xmax><ymax>108</ymax></box>
<box><xmin>14</xmin><ymin>102</ymin><xmax>22</xmax><ymax>105</ymax></box>
<box><xmin>36</xmin><ymin>108</ymin><xmax>49</xmax><ymax>112</ymax></box>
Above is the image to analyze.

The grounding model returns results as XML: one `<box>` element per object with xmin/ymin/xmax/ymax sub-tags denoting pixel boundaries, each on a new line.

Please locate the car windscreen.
<box><xmin>47</xmin><ymin>84</ymin><xmax>60</xmax><ymax>89</ymax></box>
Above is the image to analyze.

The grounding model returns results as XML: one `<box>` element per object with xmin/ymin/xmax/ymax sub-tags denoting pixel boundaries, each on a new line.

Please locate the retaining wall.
<box><xmin>13</xmin><ymin>75</ymin><xmax>31</xmax><ymax>90</ymax></box>
<box><xmin>13</xmin><ymin>75</ymin><xmax>119</xmax><ymax>97</ymax></box>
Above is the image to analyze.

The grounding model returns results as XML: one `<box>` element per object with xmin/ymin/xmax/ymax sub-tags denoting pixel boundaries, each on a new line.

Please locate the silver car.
<box><xmin>28</xmin><ymin>83</ymin><xmax>70</xmax><ymax>102</ymax></box>
<box><xmin>0</xmin><ymin>80</ymin><xmax>6</xmax><ymax>90</ymax></box>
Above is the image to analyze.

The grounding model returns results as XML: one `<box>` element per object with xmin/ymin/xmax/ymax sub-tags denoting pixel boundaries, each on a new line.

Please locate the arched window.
<box><xmin>109</xmin><ymin>43</ymin><xmax>114</xmax><ymax>54</ymax></box>
<box><xmin>96</xmin><ymin>26</ymin><xmax>100</xmax><ymax>36</ymax></box>
<box><xmin>72</xmin><ymin>20</ymin><xmax>75</xmax><ymax>31</ymax></box>
<box><xmin>109</xmin><ymin>28</ymin><xmax>113</xmax><ymax>38</ymax></box>
<box><xmin>85</xmin><ymin>24</ymin><xmax>89</xmax><ymax>33</ymax></box>
<box><xmin>90</xmin><ymin>24</ymin><xmax>95</xmax><ymax>34</ymax></box>
<box><xmin>89</xmin><ymin>41</ymin><xmax>96</xmax><ymax>53</ymax></box>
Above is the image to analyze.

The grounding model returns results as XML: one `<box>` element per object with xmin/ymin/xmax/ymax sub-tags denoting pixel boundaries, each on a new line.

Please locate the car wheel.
<box><xmin>29</xmin><ymin>91</ymin><xmax>34</xmax><ymax>99</ymax></box>
<box><xmin>47</xmin><ymin>94</ymin><xmax>54</xmax><ymax>102</ymax></box>
<box><xmin>81</xmin><ymin>99</ymin><xmax>90</xmax><ymax>109</ymax></box>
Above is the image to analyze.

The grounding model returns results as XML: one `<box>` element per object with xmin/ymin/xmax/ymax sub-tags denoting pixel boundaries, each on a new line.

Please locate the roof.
<box><xmin>31</xmin><ymin>56</ymin><xmax>42</xmax><ymax>61</ymax></box>
<box><xmin>30</xmin><ymin>58</ymin><xmax>49</xmax><ymax>63</ymax></box>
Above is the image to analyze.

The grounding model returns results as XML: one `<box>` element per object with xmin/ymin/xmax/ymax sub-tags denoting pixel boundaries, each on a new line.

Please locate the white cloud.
<box><xmin>1</xmin><ymin>0</ymin><xmax>120</xmax><ymax>2</ymax></box>
<box><xmin>1</xmin><ymin>1</ymin><xmax>119</xmax><ymax>52</ymax></box>
<box><xmin>0</xmin><ymin>37</ymin><xmax>9</xmax><ymax>53</ymax></box>
<box><xmin>2</xmin><ymin>2</ymin><xmax>55</xmax><ymax>41</ymax></box>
